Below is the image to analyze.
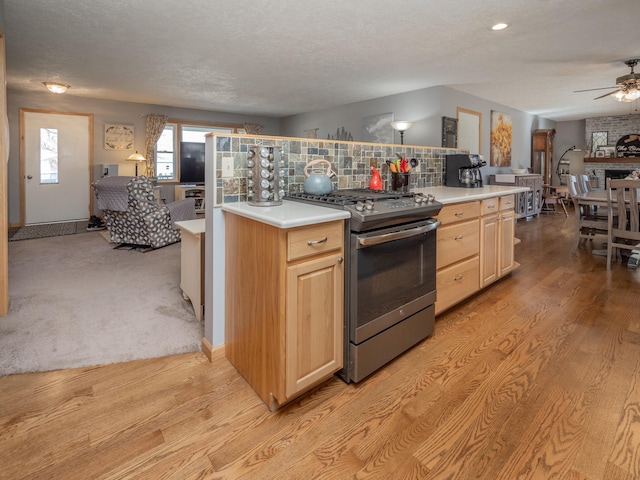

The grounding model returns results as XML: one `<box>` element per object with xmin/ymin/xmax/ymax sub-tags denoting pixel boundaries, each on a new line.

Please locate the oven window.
<box><xmin>354</xmin><ymin>228</ymin><xmax>436</xmax><ymax>329</ymax></box>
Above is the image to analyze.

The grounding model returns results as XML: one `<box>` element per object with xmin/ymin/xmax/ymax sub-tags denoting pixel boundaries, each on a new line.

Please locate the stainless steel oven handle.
<box><xmin>357</xmin><ymin>221</ymin><xmax>440</xmax><ymax>247</ymax></box>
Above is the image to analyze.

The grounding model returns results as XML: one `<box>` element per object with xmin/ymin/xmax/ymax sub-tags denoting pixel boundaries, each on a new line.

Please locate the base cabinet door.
<box><xmin>286</xmin><ymin>253</ymin><xmax>344</xmax><ymax>398</ymax></box>
<box><xmin>225</xmin><ymin>214</ymin><xmax>344</xmax><ymax>410</ymax></box>
<box><xmin>499</xmin><ymin>210</ymin><xmax>515</xmax><ymax>276</ymax></box>
<box><xmin>480</xmin><ymin>213</ymin><xmax>500</xmax><ymax>287</ymax></box>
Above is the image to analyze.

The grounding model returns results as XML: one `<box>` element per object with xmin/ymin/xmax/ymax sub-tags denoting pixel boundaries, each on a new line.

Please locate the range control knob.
<box><xmin>355</xmin><ymin>202</ymin><xmax>365</xmax><ymax>212</ymax></box>
<box><xmin>364</xmin><ymin>201</ymin><xmax>374</xmax><ymax>211</ymax></box>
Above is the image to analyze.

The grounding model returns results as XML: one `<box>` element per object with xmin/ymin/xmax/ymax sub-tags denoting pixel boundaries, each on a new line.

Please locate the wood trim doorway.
<box><xmin>18</xmin><ymin>108</ymin><xmax>94</xmax><ymax>226</ymax></box>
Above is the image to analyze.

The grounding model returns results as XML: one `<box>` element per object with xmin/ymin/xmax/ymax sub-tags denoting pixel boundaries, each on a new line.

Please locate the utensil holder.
<box><xmin>391</xmin><ymin>172</ymin><xmax>410</xmax><ymax>192</ymax></box>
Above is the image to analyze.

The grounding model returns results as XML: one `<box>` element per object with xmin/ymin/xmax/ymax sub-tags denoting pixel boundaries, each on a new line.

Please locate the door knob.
<box><xmin>26</xmin><ymin>175</ymin><xmax>33</xmax><ymax>179</ymax></box>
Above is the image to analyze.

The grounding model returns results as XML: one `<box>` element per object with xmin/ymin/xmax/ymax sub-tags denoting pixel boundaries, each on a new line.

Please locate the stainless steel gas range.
<box><xmin>287</xmin><ymin>189</ymin><xmax>442</xmax><ymax>383</ymax></box>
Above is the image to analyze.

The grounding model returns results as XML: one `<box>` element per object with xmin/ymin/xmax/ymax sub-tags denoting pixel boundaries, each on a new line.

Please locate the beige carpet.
<box><xmin>1</xmin><ymin>232</ymin><xmax>203</xmax><ymax>376</ymax></box>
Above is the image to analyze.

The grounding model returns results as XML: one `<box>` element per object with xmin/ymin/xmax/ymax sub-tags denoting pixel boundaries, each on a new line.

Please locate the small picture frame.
<box><xmin>599</xmin><ymin>146</ymin><xmax>615</xmax><ymax>157</ymax></box>
<box><xmin>595</xmin><ymin>150</ymin><xmax>605</xmax><ymax>158</ymax></box>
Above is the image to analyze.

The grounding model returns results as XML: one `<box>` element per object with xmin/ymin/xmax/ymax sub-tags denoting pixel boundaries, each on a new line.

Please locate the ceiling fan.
<box><xmin>574</xmin><ymin>59</ymin><xmax>640</xmax><ymax>102</ymax></box>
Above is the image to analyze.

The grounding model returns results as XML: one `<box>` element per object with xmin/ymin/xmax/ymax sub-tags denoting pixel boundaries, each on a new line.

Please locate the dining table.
<box><xmin>572</xmin><ymin>186</ymin><xmax>640</xmax><ymax>256</ymax></box>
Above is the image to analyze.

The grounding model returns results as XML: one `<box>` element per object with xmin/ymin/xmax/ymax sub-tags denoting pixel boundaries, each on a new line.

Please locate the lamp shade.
<box><xmin>126</xmin><ymin>153</ymin><xmax>146</xmax><ymax>162</ymax></box>
<box><xmin>390</xmin><ymin>121</ymin><xmax>413</xmax><ymax>132</ymax></box>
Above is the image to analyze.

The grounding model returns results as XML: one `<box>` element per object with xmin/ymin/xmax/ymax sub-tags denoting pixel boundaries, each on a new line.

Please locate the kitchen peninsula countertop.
<box><xmin>413</xmin><ymin>185</ymin><xmax>529</xmax><ymax>204</ymax></box>
<box><xmin>221</xmin><ymin>185</ymin><xmax>529</xmax><ymax>229</ymax></box>
<box><xmin>221</xmin><ymin>200</ymin><xmax>350</xmax><ymax>229</ymax></box>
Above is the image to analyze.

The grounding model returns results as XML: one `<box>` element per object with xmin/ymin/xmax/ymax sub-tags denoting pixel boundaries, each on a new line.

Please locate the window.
<box><xmin>154</xmin><ymin>121</ymin><xmax>239</xmax><ymax>182</ymax></box>
<box><xmin>40</xmin><ymin>127</ymin><xmax>58</xmax><ymax>184</ymax></box>
<box><xmin>156</xmin><ymin>124</ymin><xmax>176</xmax><ymax>181</ymax></box>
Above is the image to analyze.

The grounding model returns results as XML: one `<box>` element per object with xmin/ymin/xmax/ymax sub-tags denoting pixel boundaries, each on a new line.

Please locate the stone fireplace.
<box><xmin>584</xmin><ymin>161</ymin><xmax>639</xmax><ymax>189</ymax></box>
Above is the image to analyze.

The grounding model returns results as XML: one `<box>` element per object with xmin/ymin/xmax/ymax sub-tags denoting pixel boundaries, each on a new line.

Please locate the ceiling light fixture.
<box><xmin>43</xmin><ymin>82</ymin><xmax>70</xmax><ymax>94</ymax></box>
<box><xmin>612</xmin><ymin>86</ymin><xmax>640</xmax><ymax>103</ymax></box>
<box><xmin>390</xmin><ymin>121</ymin><xmax>413</xmax><ymax>145</ymax></box>
<box><xmin>491</xmin><ymin>22</ymin><xmax>508</xmax><ymax>31</ymax></box>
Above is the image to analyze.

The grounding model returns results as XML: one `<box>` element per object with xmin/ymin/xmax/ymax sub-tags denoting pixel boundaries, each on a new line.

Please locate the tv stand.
<box><xmin>175</xmin><ymin>185</ymin><xmax>205</xmax><ymax>215</ymax></box>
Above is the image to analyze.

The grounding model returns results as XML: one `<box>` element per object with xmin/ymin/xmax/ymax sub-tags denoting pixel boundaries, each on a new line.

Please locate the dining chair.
<box><xmin>541</xmin><ymin>185</ymin><xmax>568</xmax><ymax>216</ymax></box>
<box><xmin>573</xmin><ymin>174</ymin><xmax>585</xmax><ymax>195</ymax></box>
<box><xmin>606</xmin><ymin>178</ymin><xmax>640</xmax><ymax>269</ymax></box>
<box><xmin>568</xmin><ymin>175</ymin><xmax>608</xmax><ymax>253</ymax></box>
<box><xmin>579</xmin><ymin>174</ymin><xmax>592</xmax><ymax>193</ymax></box>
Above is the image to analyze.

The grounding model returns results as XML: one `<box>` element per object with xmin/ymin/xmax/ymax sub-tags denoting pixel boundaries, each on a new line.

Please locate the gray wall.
<box><xmin>555</xmin><ymin>119</ymin><xmax>587</xmax><ymax>181</ymax></box>
<box><xmin>6</xmin><ymin>88</ymin><xmax>280</xmax><ymax>224</ymax></box>
<box><xmin>280</xmin><ymin>85</ymin><xmax>557</xmax><ymax>184</ymax></box>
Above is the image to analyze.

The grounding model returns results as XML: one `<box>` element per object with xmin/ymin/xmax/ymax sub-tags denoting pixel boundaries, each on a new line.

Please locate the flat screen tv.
<box><xmin>179</xmin><ymin>142</ymin><xmax>205</xmax><ymax>184</ymax></box>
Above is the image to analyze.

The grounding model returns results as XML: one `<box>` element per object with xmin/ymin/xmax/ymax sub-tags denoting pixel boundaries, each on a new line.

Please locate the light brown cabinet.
<box><xmin>435</xmin><ymin>201</ymin><xmax>481</xmax><ymax>315</ymax></box>
<box><xmin>436</xmin><ymin>195</ymin><xmax>518</xmax><ymax>315</ymax></box>
<box><xmin>225</xmin><ymin>214</ymin><xmax>344</xmax><ymax>410</ymax></box>
<box><xmin>480</xmin><ymin>195</ymin><xmax>517</xmax><ymax>288</ymax></box>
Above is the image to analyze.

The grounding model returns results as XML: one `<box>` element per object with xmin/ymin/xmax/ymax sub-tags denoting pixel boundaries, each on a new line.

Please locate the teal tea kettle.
<box><xmin>303</xmin><ymin>159</ymin><xmax>335</xmax><ymax>195</ymax></box>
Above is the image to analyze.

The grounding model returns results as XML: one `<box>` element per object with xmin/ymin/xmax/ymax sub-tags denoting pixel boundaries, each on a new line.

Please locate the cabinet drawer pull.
<box><xmin>454</xmin><ymin>274</ymin><xmax>463</xmax><ymax>281</ymax></box>
<box><xmin>454</xmin><ymin>211</ymin><xmax>464</xmax><ymax>216</ymax></box>
<box><xmin>454</xmin><ymin>235</ymin><xmax>464</xmax><ymax>240</ymax></box>
<box><xmin>307</xmin><ymin>237</ymin><xmax>328</xmax><ymax>246</ymax></box>
<box><xmin>488</xmin><ymin>205</ymin><xmax>496</xmax><ymax>209</ymax></box>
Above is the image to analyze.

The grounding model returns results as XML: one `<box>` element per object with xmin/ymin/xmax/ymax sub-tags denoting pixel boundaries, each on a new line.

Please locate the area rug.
<box><xmin>10</xmin><ymin>221</ymin><xmax>78</xmax><ymax>241</ymax></box>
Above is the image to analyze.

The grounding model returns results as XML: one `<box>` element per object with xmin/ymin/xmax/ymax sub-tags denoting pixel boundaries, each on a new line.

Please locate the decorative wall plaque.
<box><xmin>616</xmin><ymin>134</ymin><xmax>640</xmax><ymax>157</ymax></box>
<box><xmin>104</xmin><ymin>124</ymin><xmax>134</xmax><ymax>150</ymax></box>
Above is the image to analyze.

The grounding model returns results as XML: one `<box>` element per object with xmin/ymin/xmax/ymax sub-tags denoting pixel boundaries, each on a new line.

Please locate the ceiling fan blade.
<box><xmin>574</xmin><ymin>86</ymin><xmax>619</xmax><ymax>93</ymax></box>
<box><xmin>593</xmin><ymin>89</ymin><xmax>622</xmax><ymax>100</ymax></box>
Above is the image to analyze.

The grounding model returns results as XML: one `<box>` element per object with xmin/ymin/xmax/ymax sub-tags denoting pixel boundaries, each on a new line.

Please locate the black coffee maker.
<box><xmin>445</xmin><ymin>154</ymin><xmax>486</xmax><ymax>188</ymax></box>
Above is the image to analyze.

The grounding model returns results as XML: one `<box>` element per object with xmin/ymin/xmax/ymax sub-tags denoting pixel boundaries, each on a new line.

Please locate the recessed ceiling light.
<box><xmin>491</xmin><ymin>23</ymin><xmax>508</xmax><ymax>31</ymax></box>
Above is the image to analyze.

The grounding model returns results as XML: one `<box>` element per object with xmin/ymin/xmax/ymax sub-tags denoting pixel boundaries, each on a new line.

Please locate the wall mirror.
<box><xmin>457</xmin><ymin>108</ymin><xmax>481</xmax><ymax>154</ymax></box>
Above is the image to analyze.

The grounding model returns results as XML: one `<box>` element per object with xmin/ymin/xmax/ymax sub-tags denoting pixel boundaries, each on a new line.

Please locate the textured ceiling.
<box><xmin>4</xmin><ymin>0</ymin><xmax>639</xmax><ymax>121</ymax></box>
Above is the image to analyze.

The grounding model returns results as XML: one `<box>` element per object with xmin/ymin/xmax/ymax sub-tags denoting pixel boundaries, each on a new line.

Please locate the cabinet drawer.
<box><xmin>436</xmin><ymin>256</ymin><xmax>480</xmax><ymax>315</ymax></box>
<box><xmin>436</xmin><ymin>219</ymin><xmax>479</xmax><ymax>269</ymax></box>
<box><xmin>436</xmin><ymin>201</ymin><xmax>481</xmax><ymax>226</ymax></box>
<box><xmin>500</xmin><ymin>194</ymin><xmax>515</xmax><ymax>211</ymax></box>
<box><xmin>481</xmin><ymin>197</ymin><xmax>499</xmax><ymax>216</ymax></box>
<box><xmin>288</xmin><ymin>221</ymin><xmax>343</xmax><ymax>262</ymax></box>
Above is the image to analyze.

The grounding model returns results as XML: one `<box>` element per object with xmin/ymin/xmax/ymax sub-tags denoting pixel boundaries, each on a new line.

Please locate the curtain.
<box><xmin>143</xmin><ymin>114</ymin><xmax>168</xmax><ymax>178</ymax></box>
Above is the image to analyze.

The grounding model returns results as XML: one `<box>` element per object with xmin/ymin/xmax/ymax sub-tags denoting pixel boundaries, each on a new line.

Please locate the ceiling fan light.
<box><xmin>612</xmin><ymin>90</ymin><xmax>626</xmax><ymax>101</ymax></box>
<box><xmin>625</xmin><ymin>88</ymin><xmax>640</xmax><ymax>101</ymax></box>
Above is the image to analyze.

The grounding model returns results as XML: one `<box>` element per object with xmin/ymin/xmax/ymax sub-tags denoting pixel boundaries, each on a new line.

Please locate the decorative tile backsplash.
<box><xmin>212</xmin><ymin>134</ymin><xmax>465</xmax><ymax>205</ymax></box>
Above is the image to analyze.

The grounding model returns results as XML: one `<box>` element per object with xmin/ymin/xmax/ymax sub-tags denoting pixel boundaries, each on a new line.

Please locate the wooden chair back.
<box><xmin>606</xmin><ymin>178</ymin><xmax>640</xmax><ymax>269</ymax></box>
<box><xmin>579</xmin><ymin>174</ymin><xmax>592</xmax><ymax>193</ymax></box>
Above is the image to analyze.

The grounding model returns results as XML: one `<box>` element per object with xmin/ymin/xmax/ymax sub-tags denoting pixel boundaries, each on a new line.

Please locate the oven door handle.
<box><xmin>357</xmin><ymin>221</ymin><xmax>440</xmax><ymax>248</ymax></box>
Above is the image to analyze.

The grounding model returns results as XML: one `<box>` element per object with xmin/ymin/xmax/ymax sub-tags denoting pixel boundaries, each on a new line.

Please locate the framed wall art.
<box><xmin>104</xmin><ymin>124</ymin><xmax>134</xmax><ymax>150</ymax></box>
<box><xmin>490</xmin><ymin>110</ymin><xmax>512</xmax><ymax>167</ymax></box>
<box><xmin>363</xmin><ymin>112</ymin><xmax>394</xmax><ymax>144</ymax></box>
<box><xmin>441</xmin><ymin>116</ymin><xmax>458</xmax><ymax>148</ymax></box>
<box><xmin>591</xmin><ymin>131</ymin><xmax>608</xmax><ymax>155</ymax></box>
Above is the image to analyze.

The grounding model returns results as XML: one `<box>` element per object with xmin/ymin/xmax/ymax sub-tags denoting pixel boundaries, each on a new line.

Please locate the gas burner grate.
<box><xmin>287</xmin><ymin>189</ymin><xmax>415</xmax><ymax>205</ymax></box>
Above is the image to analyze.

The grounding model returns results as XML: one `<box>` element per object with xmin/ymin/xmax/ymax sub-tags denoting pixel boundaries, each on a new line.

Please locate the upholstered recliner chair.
<box><xmin>93</xmin><ymin>176</ymin><xmax>196</xmax><ymax>249</ymax></box>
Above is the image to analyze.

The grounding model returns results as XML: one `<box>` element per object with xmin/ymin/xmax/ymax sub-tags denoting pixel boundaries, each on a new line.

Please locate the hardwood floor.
<box><xmin>1</xmin><ymin>211</ymin><xmax>639</xmax><ymax>479</ymax></box>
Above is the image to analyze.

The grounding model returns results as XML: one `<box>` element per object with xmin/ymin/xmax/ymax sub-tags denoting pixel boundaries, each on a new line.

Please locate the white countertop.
<box><xmin>221</xmin><ymin>186</ymin><xmax>529</xmax><ymax>228</ymax></box>
<box><xmin>222</xmin><ymin>200</ymin><xmax>350</xmax><ymax>228</ymax></box>
<box><xmin>174</xmin><ymin>218</ymin><xmax>205</xmax><ymax>235</ymax></box>
<box><xmin>413</xmin><ymin>185</ymin><xmax>529</xmax><ymax>204</ymax></box>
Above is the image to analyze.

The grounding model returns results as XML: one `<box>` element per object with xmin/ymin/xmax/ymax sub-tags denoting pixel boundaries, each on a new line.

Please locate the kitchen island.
<box><xmin>222</xmin><ymin>185</ymin><xmax>527</xmax><ymax>408</ymax></box>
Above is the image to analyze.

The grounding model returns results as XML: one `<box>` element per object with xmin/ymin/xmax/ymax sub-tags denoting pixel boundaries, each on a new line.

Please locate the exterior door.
<box><xmin>21</xmin><ymin>110</ymin><xmax>92</xmax><ymax>225</ymax></box>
